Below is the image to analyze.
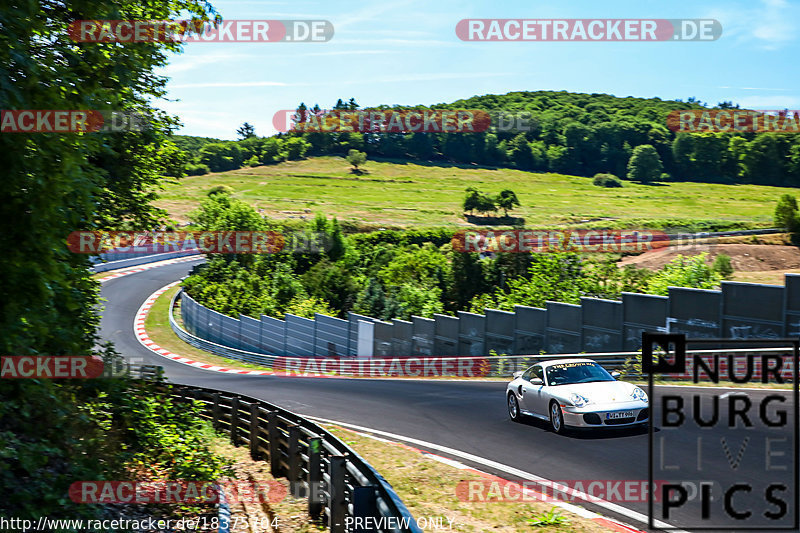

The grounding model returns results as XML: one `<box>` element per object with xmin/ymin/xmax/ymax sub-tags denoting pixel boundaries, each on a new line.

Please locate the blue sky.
<box><xmin>156</xmin><ymin>0</ymin><xmax>800</xmax><ymax>140</ymax></box>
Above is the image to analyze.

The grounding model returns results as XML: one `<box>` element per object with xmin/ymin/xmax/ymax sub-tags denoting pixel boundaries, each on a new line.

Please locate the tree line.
<box><xmin>174</xmin><ymin>91</ymin><xmax>800</xmax><ymax>187</ymax></box>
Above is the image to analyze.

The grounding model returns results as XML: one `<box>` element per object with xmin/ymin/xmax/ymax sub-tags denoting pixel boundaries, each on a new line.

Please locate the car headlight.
<box><xmin>570</xmin><ymin>393</ymin><xmax>590</xmax><ymax>407</ymax></box>
<box><xmin>631</xmin><ymin>387</ymin><xmax>648</xmax><ymax>403</ymax></box>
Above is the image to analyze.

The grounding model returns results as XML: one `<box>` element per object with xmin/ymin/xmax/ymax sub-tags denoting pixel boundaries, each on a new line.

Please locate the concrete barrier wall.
<box><xmin>622</xmin><ymin>292</ymin><xmax>668</xmax><ymax>351</ymax></box>
<box><xmin>786</xmin><ymin>274</ymin><xmax>800</xmax><ymax>338</ymax></box>
<box><xmin>581</xmin><ymin>297</ymin><xmax>623</xmax><ymax>353</ymax></box>
<box><xmin>391</xmin><ymin>319</ymin><xmax>413</xmax><ymax>357</ymax></box>
<box><xmin>458</xmin><ymin>311</ymin><xmax>486</xmax><ymax>356</ymax></box>
<box><xmin>285</xmin><ymin>314</ymin><xmax>315</xmax><ymax>357</ymax></box>
<box><xmin>546</xmin><ymin>301</ymin><xmax>582</xmax><ymax>354</ymax></box>
<box><xmin>412</xmin><ymin>316</ymin><xmax>435</xmax><ymax>356</ymax></box>
<box><xmin>180</xmin><ymin>275</ymin><xmax>799</xmax><ymax>358</ymax></box>
<box><xmin>514</xmin><ymin>305</ymin><xmax>546</xmax><ymax>355</ymax></box>
<box><xmin>667</xmin><ymin>287</ymin><xmax>722</xmax><ymax>338</ymax></box>
<box><xmin>373</xmin><ymin>320</ymin><xmax>394</xmax><ymax>358</ymax></box>
<box><xmin>434</xmin><ymin>314</ymin><xmax>459</xmax><ymax>356</ymax></box>
<box><xmin>721</xmin><ymin>281</ymin><xmax>784</xmax><ymax>339</ymax></box>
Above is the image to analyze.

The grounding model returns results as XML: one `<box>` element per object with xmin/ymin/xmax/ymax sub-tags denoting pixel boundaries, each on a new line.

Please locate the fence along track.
<box><xmin>163</xmin><ymin>383</ymin><xmax>423</xmax><ymax>533</ymax></box>
<box><xmin>167</xmin><ymin>288</ymin><xmax>797</xmax><ymax>379</ymax></box>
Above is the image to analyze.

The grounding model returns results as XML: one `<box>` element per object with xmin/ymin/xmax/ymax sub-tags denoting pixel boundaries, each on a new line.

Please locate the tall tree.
<box><xmin>495</xmin><ymin>189</ymin><xmax>521</xmax><ymax>217</ymax></box>
<box><xmin>626</xmin><ymin>144</ymin><xmax>664</xmax><ymax>183</ymax></box>
<box><xmin>0</xmin><ymin>0</ymin><xmax>218</xmax><ymax>520</ymax></box>
<box><xmin>236</xmin><ymin>122</ymin><xmax>256</xmax><ymax>139</ymax></box>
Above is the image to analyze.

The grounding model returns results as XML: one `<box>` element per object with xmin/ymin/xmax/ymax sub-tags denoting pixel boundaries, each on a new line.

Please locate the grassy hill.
<box><xmin>156</xmin><ymin>156</ymin><xmax>785</xmax><ymax>230</ymax></box>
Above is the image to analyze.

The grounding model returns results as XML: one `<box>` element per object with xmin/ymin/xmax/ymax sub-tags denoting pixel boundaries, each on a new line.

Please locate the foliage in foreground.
<box><xmin>0</xmin><ymin>0</ymin><xmax>226</xmax><ymax>523</ymax></box>
<box><xmin>0</xmin><ymin>364</ymin><xmax>231</xmax><ymax>519</ymax></box>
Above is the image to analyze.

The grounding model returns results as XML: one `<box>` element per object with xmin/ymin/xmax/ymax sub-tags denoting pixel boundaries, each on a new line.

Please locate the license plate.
<box><xmin>606</xmin><ymin>411</ymin><xmax>634</xmax><ymax>419</ymax></box>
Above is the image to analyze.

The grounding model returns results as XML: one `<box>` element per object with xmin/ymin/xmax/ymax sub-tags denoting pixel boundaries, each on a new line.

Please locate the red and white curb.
<box><xmin>98</xmin><ymin>255</ymin><xmax>202</xmax><ymax>284</ymax></box>
<box><xmin>134</xmin><ymin>281</ymin><xmax>274</xmax><ymax>376</ymax></box>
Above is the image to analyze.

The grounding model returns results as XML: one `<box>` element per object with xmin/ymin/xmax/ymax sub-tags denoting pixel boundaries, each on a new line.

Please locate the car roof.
<box><xmin>537</xmin><ymin>358</ymin><xmax>597</xmax><ymax>369</ymax></box>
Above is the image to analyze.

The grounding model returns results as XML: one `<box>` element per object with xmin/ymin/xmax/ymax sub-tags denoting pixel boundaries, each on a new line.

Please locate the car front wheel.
<box><xmin>508</xmin><ymin>393</ymin><xmax>522</xmax><ymax>422</ymax></box>
<box><xmin>550</xmin><ymin>401</ymin><xmax>565</xmax><ymax>434</ymax></box>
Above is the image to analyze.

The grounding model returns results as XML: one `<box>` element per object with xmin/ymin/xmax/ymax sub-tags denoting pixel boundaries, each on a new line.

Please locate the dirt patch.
<box><xmin>619</xmin><ymin>243</ymin><xmax>800</xmax><ymax>273</ymax></box>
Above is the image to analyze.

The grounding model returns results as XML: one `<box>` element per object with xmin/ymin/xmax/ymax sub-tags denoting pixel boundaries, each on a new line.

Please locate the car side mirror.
<box><xmin>531</xmin><ymin>377</ymin><xmax>543</xmax><ymax>385</ymax></box>
<box><xmin>512</xmin><ymin>371</ymin><xmax>523</xmax><ymax>379</ymax></box>
<box><xmin>611</xmin><ymin>371</ymin><xmax>621</xmax><ymax>379</ymax></box>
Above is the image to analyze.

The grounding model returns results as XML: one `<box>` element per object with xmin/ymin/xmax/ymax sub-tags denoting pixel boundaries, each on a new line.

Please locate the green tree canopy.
<box><xmin>626</xmin><ymin>144</ymin><xmax>664</xmax><ymax>183</ymax></box>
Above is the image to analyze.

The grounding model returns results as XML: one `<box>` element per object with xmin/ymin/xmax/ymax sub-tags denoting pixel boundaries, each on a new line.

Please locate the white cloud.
<box><xmin>734</xmin><ymin>95</ymin><xmax>800</xmax><ymax>109</ymax></box>
<box><xmin>708</xmin><ymin>0</ymin><xmax>797</xmax><ymax>49</ymax></box>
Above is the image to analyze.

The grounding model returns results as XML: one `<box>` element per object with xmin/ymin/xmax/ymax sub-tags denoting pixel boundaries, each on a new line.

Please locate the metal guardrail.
<box><xmin>124</xmin><ymin>364</ymin><xmax>418</xmax><ymax>531</ymax></box>
<box><xmin>169</xmin><ymin>289</ymin><xmax>280</xmax><ymax>367</ymax></box>
<box><xmin>126</xmin><ymin>362</ymin><xmax>421</xmax><ymax>531</ymax></box>
<box><xmin>162</xmin><ymin>383</ymin><xmax>423</xmax><ymax>533</ymax></box>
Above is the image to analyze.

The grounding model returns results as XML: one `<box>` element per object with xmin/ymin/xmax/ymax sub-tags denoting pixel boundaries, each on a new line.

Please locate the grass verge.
<box><xmin>210</xmin><ymin>432</ymin><xmax>323</xmax><ymax>533</ymax></box>
<box><xmin>144</xmin><ymin>285</ymin><xmax>276</xmax><ymax>372</ymax></box>
<box><xmin>321</xmin><ymin>425</ymin><xmax>617</xmax><ymax>532</ymax></box>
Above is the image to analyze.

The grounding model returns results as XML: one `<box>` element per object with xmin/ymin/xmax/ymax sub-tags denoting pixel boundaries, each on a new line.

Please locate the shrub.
<box><xmin>713</xmin><ymin>254</ymin><xmax>734</xmax><ymax>279</ymax></box>
<box><xmin>774</xmin><ymin>194</ymin><xmax>800</xmax><ymax>232</ymax></box>
<box><xmin>285</xmin><ymin>137</ymin><xmax>310</xmax><ymax>160</ymax></box>
<box><xmin>645</xmin><ymin>253</ymin><xmax>722</xmax><ymax>295</ymax></box>
<box><xmin>185</xmin><ymin>163</ymin><xmax>210</xmax><ymax>176</ymax></box>
<box><xmin>346</xmin><ymin>149</ymin><xmax>367</xmax><ymax>170</ymax></box>
<box><xmin>261</xmin><ymin>137</ymin><xmax>286</xmax><ymax>164</ymax></box>
<box><xmin>245</xmin><ymin>155</ymin><xmax>260</xmax><ymax>167</ymax></box>
<box><xmin>593</xmin><ymin>173</ymin><xmax>623</xmax><ymax>188</ymax></box>
<box><xmin>207</xmin><ymin>185</ymin><xmax>234</xmax><ymax>196</ymax></box>
<box><xmin>627</xmin><ymin>144</ymin><xmax>663</xmax><ymax>183</ymax></box>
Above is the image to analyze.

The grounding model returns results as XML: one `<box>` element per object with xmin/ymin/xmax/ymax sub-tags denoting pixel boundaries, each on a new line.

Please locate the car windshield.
<box><xmin>545</xmin><ymin>362</ymin><xmax>614</xmax><ymax>386</ymax></box>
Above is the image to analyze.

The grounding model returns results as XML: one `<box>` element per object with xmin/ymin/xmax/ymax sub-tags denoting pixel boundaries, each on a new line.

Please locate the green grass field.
<box><xmin>156</xmin><ymin>156</ymin><xmax>792</xmax><ymax>229</ymax></box>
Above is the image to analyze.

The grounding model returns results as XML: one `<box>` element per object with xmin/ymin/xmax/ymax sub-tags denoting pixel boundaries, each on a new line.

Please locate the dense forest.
<box><xmin>174</xmin><ymin>91</ymin><xmax>800</xmax><ymax>187</ymax></box>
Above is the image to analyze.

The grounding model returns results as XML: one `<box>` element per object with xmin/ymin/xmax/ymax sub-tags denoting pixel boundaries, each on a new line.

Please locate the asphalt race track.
<box><xmin>99</xmin><ymin>259</ymin><xmax>797</xmax><ymax>532</ymax></box>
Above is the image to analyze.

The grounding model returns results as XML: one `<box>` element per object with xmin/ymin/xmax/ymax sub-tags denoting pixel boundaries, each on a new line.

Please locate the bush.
<box><xmin>261</xmin><ymin>137</ymin><xmax>286</xmax><ymax>164</ymax></box>
<box><xmin>645</xmin><ymin>253</ymin><xmax>722</xmax><ymax>295</ymax></box>
<box><xmin>593</xmin><ymin>173</ymin><xmax>623</xmax><ymax>188</ymax></box>
<box><xmin>207</xmin><ymin>185</ymin><xmax>234</xmax><ymax>196</ymax></box>
<box><xmin>713</xmin><ymin>253</ymin><xmax>734</xmax><ymax>279</ymax></box>
<box><xmin>346</xmin><ymin>149</ymin><xmax>367</xmax><ymax>170</ymax></box>
<box><xmin>285</xmin><ymin>137</ymin><xmax>310</xmax><ymax>160</ymax></box>
<box><xmin>185</xmin><ymin>163</ymin><xmax>210</xmax><ymax>176</ymax></box>
<box><xmin>245</xmin><ymin>155</ymin><xmax>260</xmax><ymax>167</ymax></box>
<box><xmin>626</xmin><ymin>144</ymin><xmax>663</xmax><ymax>183</ymax></box>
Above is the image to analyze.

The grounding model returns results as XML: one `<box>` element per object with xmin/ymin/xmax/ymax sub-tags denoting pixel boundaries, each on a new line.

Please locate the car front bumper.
<box><xmin>561</xmin><ymin>401</ymin><xmax>649</xmax><ymax>428</ymax></box>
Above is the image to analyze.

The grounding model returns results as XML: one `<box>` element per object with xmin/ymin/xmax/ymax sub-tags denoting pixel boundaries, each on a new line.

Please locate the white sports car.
<box><xmin>506</xmin><ymin>358</ymin><xmax>649</xmax><ymax>433</ymax></box>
